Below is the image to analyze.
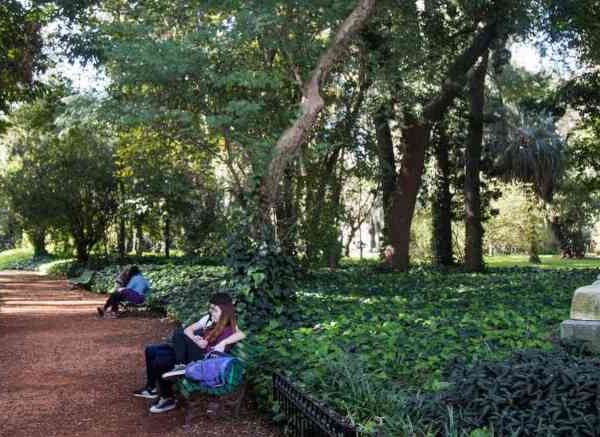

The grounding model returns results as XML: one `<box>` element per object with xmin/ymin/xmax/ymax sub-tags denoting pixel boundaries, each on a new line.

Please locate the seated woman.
<box><xmin>97</xmin><ymin>265</ymin><xmax>150</xmax><ymax>318</ymax></box>
<box><xmin>134</xmin><ymin>292</ymin><xmax>246</xmax><ymax>413</ymax></box>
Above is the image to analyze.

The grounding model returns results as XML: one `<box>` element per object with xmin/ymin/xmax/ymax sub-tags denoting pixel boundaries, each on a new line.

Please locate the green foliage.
<box><xmin>225</xmin><ymin>221</ymin><xmax>297</xmax><ymax>328</ymax></box>
<box><xmin>89</xmin><ymin>263</ymin><xmax>228</xmax><ymax>318</ymax></box>
<box><xmin>0</xmin><ymin>1</ymin><xmax>45</xmax><ymax>113</ymax></box>
<box><xmin>0</xmin><ymin>248</ymin><xmax>70</xmax><ymax>275</ymax></box>
<box><xmin>419</xmin><ymin>348</ymin><xmax>600</xmax><ymax>435</ymax></box>
<box><xmin>243</xmin><ymin>266</ymin><xmax>597</xmax><ymax>433</ymax></box>
<box><xmin>0</xmin><ymin>248</ymin><xmax>34</xmax><ymax>269</ymax></box>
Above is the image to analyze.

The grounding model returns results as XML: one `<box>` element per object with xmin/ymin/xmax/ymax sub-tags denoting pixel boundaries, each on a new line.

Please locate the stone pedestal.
<box><xmin>560</xmin><ymin>320</ymin><xmax>600</xmax><ymax>352</ymax></box>
<box><xmin>561</xmin><ymin>276</ymin><xmax>600</xmax><ymax>351</ymax></box>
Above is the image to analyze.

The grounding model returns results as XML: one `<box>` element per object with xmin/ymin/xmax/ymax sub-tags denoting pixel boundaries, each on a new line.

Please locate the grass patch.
<box><xmin>486</xmin><ymin>254</ymin><xmax>600</xmax><ymax>269</ymax></box>
<box><xmin>0</xmin><ymin>248</ymin><xmax>34</xmax><ymax>269</ymax></box>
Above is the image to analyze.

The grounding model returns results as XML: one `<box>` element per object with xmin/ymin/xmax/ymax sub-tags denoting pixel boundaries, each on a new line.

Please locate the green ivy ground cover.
<box><xmin>244</xmin><ymin>267</ymin><xmax>599</xmax><ymax>434</ymax></box>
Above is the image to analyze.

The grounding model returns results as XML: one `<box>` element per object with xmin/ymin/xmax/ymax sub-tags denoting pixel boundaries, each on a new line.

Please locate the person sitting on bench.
<box><xmin>134</xmin><ymin>292</ymin><xmax>246</xmax><ymax>413</ymax></box>
<box><xmin>97</xmin><ymin>265</ymin><xmax>150</xmax><ymax>318</ymax></box>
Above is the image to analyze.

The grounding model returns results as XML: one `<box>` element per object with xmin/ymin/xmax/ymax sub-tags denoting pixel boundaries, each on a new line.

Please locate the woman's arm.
<box><xmin>184</xmin><ymin>315</ymin><xmax>210</xmax><ymax>348</ymax></box>
<box><xmin>212</xmin><ymin>327</ymin><xmax>246</xmax><ymax>352</ymax></box>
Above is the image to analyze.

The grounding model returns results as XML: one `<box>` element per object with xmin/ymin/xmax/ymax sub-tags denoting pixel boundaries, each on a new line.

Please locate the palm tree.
<box><xmin>487</xmin><ymin>110</ymin><xmax>565</xmax><ymax>263</ymax></box>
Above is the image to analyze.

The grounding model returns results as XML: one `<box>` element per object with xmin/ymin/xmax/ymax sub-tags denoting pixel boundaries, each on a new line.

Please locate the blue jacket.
<box><xmin>126</xmin><ymin>274</ymin><xmax>150</xmax><ymax>296</ymax></box>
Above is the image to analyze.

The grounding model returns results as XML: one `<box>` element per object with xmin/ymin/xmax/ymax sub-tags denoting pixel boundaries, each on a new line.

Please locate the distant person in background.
<box><xmin>97</xmin><ymin>265</ymin><xmax>150</xmax><ymax>318</ymax></box>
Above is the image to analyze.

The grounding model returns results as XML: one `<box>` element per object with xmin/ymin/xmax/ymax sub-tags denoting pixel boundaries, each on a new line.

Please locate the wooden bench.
<box><xmin>175</xmin><ymin>357</ymin><xmax>246</xmax><ymax>426</ymax></box>
<box><xmin>68</xmin><ymin>270</ymin><xmax>95</xmax><ymax>289</ymax></box>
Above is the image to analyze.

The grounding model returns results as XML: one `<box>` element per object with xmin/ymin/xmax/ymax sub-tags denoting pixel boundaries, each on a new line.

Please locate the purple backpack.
<box><xmin>184</xmin><ymin>352</ymin><xmax>237</xmax><ymax>388</ymax></box>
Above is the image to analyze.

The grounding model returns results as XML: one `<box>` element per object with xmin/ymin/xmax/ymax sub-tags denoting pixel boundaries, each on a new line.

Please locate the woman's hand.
<box><xmin>195</xmin><ymin>337</ymin><xmax>208</xmax><ymax>349</ymax></box>
<box><xmin>212</xmin><ymin>342</ymin><xmax>225</xmax><ymax>353</ymax></box>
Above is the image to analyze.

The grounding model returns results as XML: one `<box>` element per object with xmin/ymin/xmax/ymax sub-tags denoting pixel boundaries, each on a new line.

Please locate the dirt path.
<box><xmin>0</xmin><ymin>271</ymin><xmax>277</xmax><ymax>437</ymax></box>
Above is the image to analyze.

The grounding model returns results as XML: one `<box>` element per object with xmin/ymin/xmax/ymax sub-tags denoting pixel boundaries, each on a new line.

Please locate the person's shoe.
<box><xmin>105</xmin><ymin>311</ymin><xmax>118</xmax><ymax>319</ymax></box>
<box><xmin>149</xmin><ymin>397</ymin><xmax>177</xmax><ymax>413</ymax></box>
<box><xmin>96</xmin><ymin>307</ymin><xmax>105</xmax><ymax>317</ymax></box>
<box><xmin>161</xmin><ymin>365</ymin><xmax>186</xmax><ymax>380</ymax></box>
<box><xmin>133</xmin><ymin>387</ymin><xmax>158</xmax><ymax>399</ymax></box>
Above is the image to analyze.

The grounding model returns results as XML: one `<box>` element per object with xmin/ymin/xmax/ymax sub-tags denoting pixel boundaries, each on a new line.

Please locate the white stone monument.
<box><xmin>560</xmin><ymin>275</ymin><xmax>600</xmax><ymax>352</ymax></box>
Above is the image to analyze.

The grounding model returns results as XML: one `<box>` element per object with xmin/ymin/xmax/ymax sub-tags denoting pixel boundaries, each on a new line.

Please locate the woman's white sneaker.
<box><xmin>149</xmin><ymin>397</ymin><xmax>177</xmax><ymax>413</ymax></box>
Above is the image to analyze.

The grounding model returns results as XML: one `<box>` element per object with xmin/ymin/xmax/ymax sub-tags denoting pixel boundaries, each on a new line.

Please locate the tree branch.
<box><xmin>261</xmin><ymin>0</ymin><xmax>377</xmax><ymax>211</ymax></box>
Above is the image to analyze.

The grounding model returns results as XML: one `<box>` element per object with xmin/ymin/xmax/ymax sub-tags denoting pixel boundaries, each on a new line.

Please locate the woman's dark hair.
<box><xmin>129</xmin><ymin>265</ymin><xmax>141</xmax><ymax>276</ymax></box>
<box><xmin>204</xmin><ymin>292</ymin><xmax>237</xmax><ymax>344</ymax></box>
<box><xmin>209</xmin><ymin>292</ymin><xmax>233</xmax><ymax>306</ymax></box>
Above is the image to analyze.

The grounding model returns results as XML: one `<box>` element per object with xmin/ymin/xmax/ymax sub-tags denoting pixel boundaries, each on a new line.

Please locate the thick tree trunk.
<box><xmin>464</xmin><ymin>52</ymin><xmax>488</xmax><ymax>272</ymax></box>
<box><xmin>372</xmin><ymin>22</ymin><xmax>497</xmax><ymax>271</ymax></box>
<box><xmin>388</xmin><ymin>124</ymin><xmax>430</xmax><ymax>271</ymax></box>
<box><xmin>260</xmin><ymin>0</ymin><xmax>377</xmax><ymax>216</ymax></box>
<box><xmin>431</xmin><ymin>122</ymin><xmax>454</xmax><ymax>266</ymax></box>
<box><xmin>31</xmin><ymin>228</ymin><xmax>48</xmax><ymax>257</ymax></box>
<box><xmin>75</xmin><ymin>239</ymin><xmax>89</xmax><ymax>263</ymax></box>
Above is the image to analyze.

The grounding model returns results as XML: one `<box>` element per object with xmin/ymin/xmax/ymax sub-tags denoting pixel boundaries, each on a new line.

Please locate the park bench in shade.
<box><xmin>67</xmin><ymin>270</ymin><xmax>95</xmax><ymax>289</ymax></box>
<box><xmin>175</xmin><ymin>356</ymin><xmax>246</xmax><ymax>426</ymax></box>
<box><xmin>273</xmin><ymin>372</ymin><xmax>361</xmax><ymax>437</ymax></box>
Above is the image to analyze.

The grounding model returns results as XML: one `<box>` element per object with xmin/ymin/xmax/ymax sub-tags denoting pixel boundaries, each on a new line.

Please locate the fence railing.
<box><xmin>272</xmin><ymin>372</ymin><xmax>361</xmax><ymax>437</ymax></box>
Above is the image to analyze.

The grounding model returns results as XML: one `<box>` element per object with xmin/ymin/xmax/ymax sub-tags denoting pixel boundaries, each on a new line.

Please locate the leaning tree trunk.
<box><xmin>431</xmin><ymin>122</ymin><xmax>454</xmax><ymax>266</ymax></box>
<box><xmin>464</xmin><ymin>52</ymin><xmax>488</xmax><ymax>272</ymax></box>
<box><xmin>260</xmin><ymin>0</ymin><xmax>377</xmax><ymax>218</ymax></box>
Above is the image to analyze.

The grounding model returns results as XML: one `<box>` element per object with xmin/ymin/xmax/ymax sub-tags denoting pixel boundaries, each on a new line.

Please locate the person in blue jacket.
<box><xmin>97</xmin><ymin>265</ymin><xmax>150</xmax><ymax>318</ymax></box>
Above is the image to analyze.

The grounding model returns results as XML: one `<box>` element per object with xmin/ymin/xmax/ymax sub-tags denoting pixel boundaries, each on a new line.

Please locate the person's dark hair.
<box><xmin>204</xmin><ymin>292</ymin><xmax>237</xmax><ymax>344</ymax></box>
<box><xmin>129</xmin><ymin>265</ymin><xmax>141</xmax><ymax>276</ymax></box>
<box><xmin>209</xmin><ymin>292</ymin><xmax>233</xmax><ymax>306</ymax></box>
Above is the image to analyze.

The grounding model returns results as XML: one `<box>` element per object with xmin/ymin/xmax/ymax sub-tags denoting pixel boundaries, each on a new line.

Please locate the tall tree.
<box><xmin>464</xmin><ymin>52</ymin><xmax>489</xmax><ymax>272</ymax></box>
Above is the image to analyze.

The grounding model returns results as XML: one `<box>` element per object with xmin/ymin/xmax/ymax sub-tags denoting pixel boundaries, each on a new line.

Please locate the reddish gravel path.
<box><xmin>0</xmin><ymin>271</ymin><xmax>278</xmax><ymax>437</ymax></box>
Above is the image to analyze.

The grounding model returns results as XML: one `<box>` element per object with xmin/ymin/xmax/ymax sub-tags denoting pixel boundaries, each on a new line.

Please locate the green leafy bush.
<box><xmin>225</xmin><ymin>222</ymin><xmax>298</xmax><ymax>328</ymax></box>
<box><xmin>416</xmin><ymin>348</ymin><xmax>600</xmax><ymax>435</ymax></box>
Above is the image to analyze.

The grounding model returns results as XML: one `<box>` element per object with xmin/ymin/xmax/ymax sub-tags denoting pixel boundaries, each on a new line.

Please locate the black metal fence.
<box><xmin>272</xmin><ymin>372</ymin><xmax>361</xmax><ymax>437</ymax></box>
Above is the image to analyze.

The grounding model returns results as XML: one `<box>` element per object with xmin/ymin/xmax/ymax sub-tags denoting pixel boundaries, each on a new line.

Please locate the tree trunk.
<box><xmin>464</xmin><ymin>52</ymin><xmax>488</xmax><ymax>272</ymax></box>
<box><xmin>260</xmin><ymin>0</ymin><xmax>377</xmax><ymax>216</ymax></box>
<box><xmin>118</xmin><ymin>216</ymin><xmax>126</xmax><ymax>259</ymax></box>
<box><xmin>326</xmin><ymin>173</ymin><xmax>343</xmax><ymax>269</ymax></box>
<box><xmin>372</xmin><ymin>22</ymin><xmax>497</xmax><ymax>271</ymax></box>
<box><xmin>526</xmin><ymin>188</ymin><xmax>541</xmax><ymax>264</ymax></box>
<box><xmin>134</xmin><ymin>217</ymin><xmax>143</xmax><ymax>257</ymax></box>
<box><xmin>275</xmin><ymin>165</ymin><xmax>297</xmax><ymax>256</ymax></box>
<box><xmin>75</xmin><ymin>239</ymin><xmax>89</xmax><ymax>263</ymax></box>
<box><xmin>164</xmin><ymin>213</ymin><xmax>171</xmax><ymax>258</ymax></box>
<box><xmin>374</xmin><ymin>106</ymin><xmax>397</xmax><ymax>245</ymax></box>
<box><xmin>31</xmin><ymin>228</ymin><xmax>48</xmax><ymax>257</ymax></box>
<box><xmin>387</xmin><ymin>124</ymin><xmax>430</xmax><ymax>271</ymax></box>
<box><xmin>431</xmin><ymin>122</ymin><xmax>454</xmax><ymax>266</ymax></box>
